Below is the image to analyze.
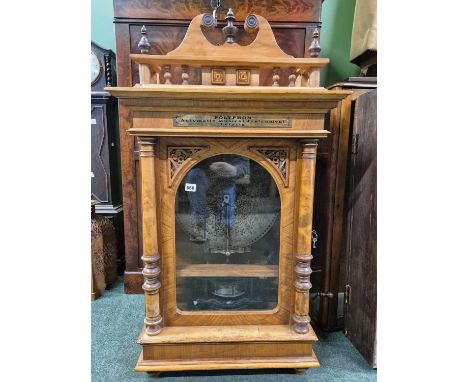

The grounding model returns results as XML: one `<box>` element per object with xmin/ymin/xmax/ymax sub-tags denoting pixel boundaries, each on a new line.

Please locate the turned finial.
<box><xmin>308</xmin><ymin>28</ymin><xmax>321</xmax><ymax>58</ymax></box>
<box><xmin>138</xmin><ymin>25</ymin><xmax>150</xmax><ymax>54</ymax></box>
<box><xmin>223</xmin><ymin>8</ymin><xmax>238</xmax><ymax>44</ymax></box>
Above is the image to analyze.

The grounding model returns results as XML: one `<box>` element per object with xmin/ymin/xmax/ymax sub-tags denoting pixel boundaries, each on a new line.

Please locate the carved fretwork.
<box><xmin>168</xmin><ymin>147</ymin><xmax>207</xmax><ymax>187</ymax></box>
<box><xmin>250</xmin><ymin>147</ymin><xmax>289</xmax><ymax>187</ymax></box>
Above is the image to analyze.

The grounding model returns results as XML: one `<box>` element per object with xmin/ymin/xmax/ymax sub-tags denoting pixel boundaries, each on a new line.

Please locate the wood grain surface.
<box><xmin>344</xmin><ymin>89</ymin><xmax>377</xmax><ymax>367</ymax></box>
<box><xmin>177</xmin><ymin>264</ymin><xmax>279</xmax><ymax>278</ymax></box>
<box><xmin>114</xmin><ymin>0</ymin><xmax>322</xmax><ymax>23</ymax></box>
<box><xmin>138</xmin><ymin>324</ymin><xmax>317</xmax><ymax>344</ymax></box>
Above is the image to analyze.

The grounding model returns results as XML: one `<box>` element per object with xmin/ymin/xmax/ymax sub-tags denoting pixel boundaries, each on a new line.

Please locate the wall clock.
<box><xmin>91</xmin><ymin>42</ymin><xmax>123</xmax><ymax>271</ymax></box>
<box><xmin>91</xmin><ymin>50</ymin><xmax>102</xmax><ymax>85</ymax></box>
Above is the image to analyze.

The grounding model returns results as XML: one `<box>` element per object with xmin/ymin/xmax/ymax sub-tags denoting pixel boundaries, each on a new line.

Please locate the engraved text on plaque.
<box><xmin>173</xmin><ymin>114</ymin><xmax>292</xmax><ymax>128</ymax></box>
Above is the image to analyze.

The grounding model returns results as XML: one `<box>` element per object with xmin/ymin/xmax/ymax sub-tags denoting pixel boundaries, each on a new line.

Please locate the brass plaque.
<box><xmin>211</xmin><ymin>68</ymin><xmax>226</xmax><ymax>85</ymax></box>
<box><xmin>173</xmin><ymin>114</ymin><xmax>292</xmax><ymax>128</ymax></box>
<box><xmin>236</xmin><ymin>69</ymin><xmax>251</xmax><ymax>85</ymax></box>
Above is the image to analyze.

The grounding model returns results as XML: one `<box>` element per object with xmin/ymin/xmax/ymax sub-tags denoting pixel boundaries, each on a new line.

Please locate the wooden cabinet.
<box><xmin>314</xmin><ymin>78</ymin><xmax>377</xmax><ymax>360</ymax></box>
<box><xmin>107</xmin><ymin>10</ymin><xmax>349</xmax><ymax>373</ymax></box>
<box><xmin>112</xmin><ymin>0</ymin><xmax>331</xmax><ymax>294</ymax></box>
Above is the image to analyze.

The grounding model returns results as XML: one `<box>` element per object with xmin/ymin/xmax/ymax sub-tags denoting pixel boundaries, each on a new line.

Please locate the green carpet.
<box><xmin>92</xmin><ymin>278</ymin><xmax>377</xmax><ymax>381</ymax></box>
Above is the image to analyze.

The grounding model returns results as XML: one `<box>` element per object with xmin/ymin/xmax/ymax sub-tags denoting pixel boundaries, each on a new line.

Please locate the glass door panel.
<box><xmin>175</xmin><ymin>154</ymin><xmax>280</xmax><ymax>311</ymax></box>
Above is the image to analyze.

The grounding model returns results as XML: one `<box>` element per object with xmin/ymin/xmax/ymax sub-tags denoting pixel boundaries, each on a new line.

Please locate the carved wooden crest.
<box><xmin>130</xmin><ymin>10</ymin><xmax>328</xmax><ymax>88</ymax></box>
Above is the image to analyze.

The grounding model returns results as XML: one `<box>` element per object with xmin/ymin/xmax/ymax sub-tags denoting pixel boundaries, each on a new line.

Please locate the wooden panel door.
<box><xmin>344</xmin><ymin>89</ymin><xmax>377</xmax><ymax>367</ymax></box>
<box><xmin>314</xmin><ymin>79</ymin><xmax>377</xmax><ymax>331</ymax></box>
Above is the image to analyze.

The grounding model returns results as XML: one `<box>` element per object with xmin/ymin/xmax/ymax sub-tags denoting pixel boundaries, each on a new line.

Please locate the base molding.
<box><xmin>135</xmin><ymin>351</ymin><xmax>319</xmax><ymax>372</ymax></box>
<box><xmin>135</xmin><ymin>324</ymin><xmax>319</xmax><ymax>373</ymax></box>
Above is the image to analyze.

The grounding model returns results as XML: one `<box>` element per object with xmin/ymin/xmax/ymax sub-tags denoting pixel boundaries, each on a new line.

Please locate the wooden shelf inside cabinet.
<box><xmin>177</xmin><ymin>264</ymin><xmax>278</xmax><ymax>278</ymax></box>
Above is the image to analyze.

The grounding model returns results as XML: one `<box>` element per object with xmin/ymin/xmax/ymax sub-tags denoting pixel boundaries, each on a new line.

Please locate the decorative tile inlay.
<box><xmin>236</xmin><ymin>69</ymin><xmax>251</xmax><ymax>85</ymax></box>
<box><xmin>211</xmin><ymin>68</ymin><xmax>226</xmax><ymax>85</ymax></box>
<box><xmin>251</xmin><ymin>147</ymin><xmax>289</xmax><ymax>187</ymax></box>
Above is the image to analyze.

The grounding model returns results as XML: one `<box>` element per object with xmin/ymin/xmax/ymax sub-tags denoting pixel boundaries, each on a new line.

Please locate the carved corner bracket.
<box><xmin>250</xmin><ymin>147</ymin><xmax>290</xmax><ymax>187</ymax></box>
<box><xmin>167</xmin><ymin>146</ymin><xmax>209</xmax><ymax>187</ymax></box>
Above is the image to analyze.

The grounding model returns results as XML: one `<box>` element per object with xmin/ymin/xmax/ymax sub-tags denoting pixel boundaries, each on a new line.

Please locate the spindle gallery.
<box><xmin>106</xmin><ymin>9</ymin><xmax>350</xmax><ymax>373</ymax></box>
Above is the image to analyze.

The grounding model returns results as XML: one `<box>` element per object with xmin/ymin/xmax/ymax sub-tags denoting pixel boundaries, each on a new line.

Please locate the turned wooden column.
<box><xmin>139</xmin><ymin>137</ymin><xmax>162</xmax><ymax>335</ymax></box>
<box><xmin>292</xmin><ymin>139</ymin><xmax>319</xmax><ymax>334</ymax></box>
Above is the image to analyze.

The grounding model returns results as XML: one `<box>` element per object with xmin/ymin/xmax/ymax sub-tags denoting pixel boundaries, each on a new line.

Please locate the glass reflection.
<box><xmin>175</xmin><ymin>154</ymin><xmax>280</xmax><ymax>311</ymax></box>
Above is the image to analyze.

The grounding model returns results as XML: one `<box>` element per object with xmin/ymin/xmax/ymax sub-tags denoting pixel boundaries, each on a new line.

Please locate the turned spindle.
<box><xmin>288</xmin><ymin>68</ymin><xmax>297</xmax><ymax>87</ymax></box>
<box><xmin>272</xmin><ymin>68</ymin><xmax>280</xmax><ymax>87</ymax></box>
<box><xmin>163</xmin><ymin>65</ymin><xmax>172</xmax><ymax>85</ymax></box>
<box><xmin>181</xmin><ymin>65</ymin><xmax>189</xmax><ymax>85</ymax></box>
<box><xmin>104</xmin><ymin>53</ymin><xmax>113</xmax><ymax>86</ymax></box>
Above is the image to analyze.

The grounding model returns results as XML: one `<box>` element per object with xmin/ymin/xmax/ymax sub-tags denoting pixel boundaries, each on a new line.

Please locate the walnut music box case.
<box><xmin>106</xmin><ymin>9</ymin><xmax>350</xmax><ymax>374</ymax></box>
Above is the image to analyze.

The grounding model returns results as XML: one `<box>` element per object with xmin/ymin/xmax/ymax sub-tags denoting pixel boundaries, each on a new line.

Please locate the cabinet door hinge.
<box><xmin>351</xmin><ymin>134</ymin><xmax>359</xmax><ymax>154</ymax></box>
<box><xmin>345</xmin><ymin>284</ymin><xmax>351</xmax><ymax>304</ymax></box>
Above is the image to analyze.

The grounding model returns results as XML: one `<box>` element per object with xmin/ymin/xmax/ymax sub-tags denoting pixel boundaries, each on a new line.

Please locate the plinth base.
<box><xmin>135</xmin><ymin>324</ymin><xmax>320</xmax><ymax>373</ymax></box>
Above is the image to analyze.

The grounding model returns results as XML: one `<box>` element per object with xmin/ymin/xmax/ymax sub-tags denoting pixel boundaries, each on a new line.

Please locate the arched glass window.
<box><xmin>175</xmin><ymin>154</ymin><xmax>280</xmax><ymax>311</ymax></box>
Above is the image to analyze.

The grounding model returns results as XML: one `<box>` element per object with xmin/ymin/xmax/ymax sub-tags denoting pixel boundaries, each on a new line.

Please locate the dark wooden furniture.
<box><xmin>344</xmin><ymin>87</ymin><xmax>377</xmax><ymax>367</ymax></box>
<box><xmin>91</xmin><ymin>42</ymin><xmax>125</xmax><ymax>273</ymax></box>
<box><xmin>91</xmin><ymin>200</ymin><xmax>119</xmax><ymax>300</ymax></box>
<box><xmin>311</xmin><ymin>77</ymin><xmax>377</xmax><ymax>367</ymax></box>
<box><xmin>312</xmin><ymin>77</ymin><xmax>377</xmax><ymax>330</ymax></box>
<box><xmin>107</xmin><ymin>10</ymin><xmax>349</xmax><ymax>372</ymax></box>
<box><xmin>112</xmin><ymin>0</ymin><xmax>331</xmax><ymax>294</ymax></box>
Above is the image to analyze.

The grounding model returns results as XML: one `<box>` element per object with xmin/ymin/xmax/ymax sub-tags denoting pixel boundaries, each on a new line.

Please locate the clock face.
<box><xmin>91</xmin><ymin>51</ymin><xmax>101</xmax><ymax>84</ymax></box>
